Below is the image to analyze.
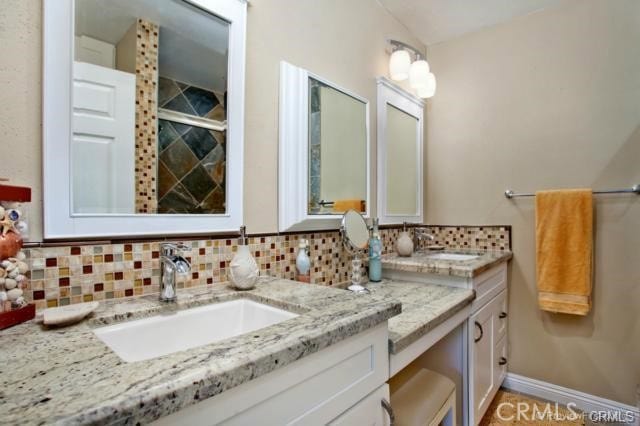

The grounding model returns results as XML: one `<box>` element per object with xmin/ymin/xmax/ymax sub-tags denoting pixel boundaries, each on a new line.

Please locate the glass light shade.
<box><xmin>417</xmin><ymin>72</ymin><xmax>436</xmax><ymax>98</ymax></box>
<box><xmin>389</xmin><ymin>49</ymin><xmax>411</xmax><ymax>81</ymax></box>
<box><xmin>409</xmin><ymin>59</ymin><xmax>430</xmax><ymax>89</ymax></box>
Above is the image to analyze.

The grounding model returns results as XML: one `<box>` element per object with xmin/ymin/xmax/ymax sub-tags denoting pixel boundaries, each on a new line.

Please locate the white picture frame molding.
<box><xmin>278</xmin><ymin>61</ymin><xmax>371</xmax><ymax>232</ymax></box>
<box><xmin>376</xmin><ymin>77</ymin><xmax>424</xmax><ymax>225</ymax></box>
<box><xmin>43</xmin><ymin>0</ymin><xmax>247</xmax><ymax>238</ymax></box>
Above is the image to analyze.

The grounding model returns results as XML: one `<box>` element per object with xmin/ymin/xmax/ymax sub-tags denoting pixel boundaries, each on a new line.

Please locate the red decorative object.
<box><xmin>0</xmin><ymin>303</ymin><xmax>35</xmax><ymax>330</ymax></box>
<box><xmin>0</xmin><ymin>184</ymin><xmax>31</xmax><ymax>203</ymax></box>
<box><xmin>0</xmin><ymin>231</ymin><xmax>23</xmax><ymax>261</ymax></box>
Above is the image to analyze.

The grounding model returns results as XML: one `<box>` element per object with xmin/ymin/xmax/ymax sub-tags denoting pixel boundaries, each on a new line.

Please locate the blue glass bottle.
<box><xmin>368</xmin><ymin>219</ymin><xmax>382</xmax><ymax>282</ymax></box>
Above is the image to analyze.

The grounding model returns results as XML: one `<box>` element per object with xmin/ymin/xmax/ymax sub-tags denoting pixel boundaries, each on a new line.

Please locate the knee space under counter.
<box><xmin>390</xmin><ymin>366</ymin><xmax>456</xmax><ymax>426</ymax></box>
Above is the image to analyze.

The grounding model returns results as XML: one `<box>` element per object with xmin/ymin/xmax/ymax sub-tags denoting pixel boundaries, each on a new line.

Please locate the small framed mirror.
<box><xmin>376</xmin><ymin>78</ymin><xmax>424</xmax><ymax>225</ymax></box>
<box><xmin>279</xmin><ymin>62</ymin><xmax>370</xmax><ymax>232</ymax></box>
<box><xmin>340</xmin><ymin>210</ymin><xmax>370</xmax><ymax>294</ymax></box>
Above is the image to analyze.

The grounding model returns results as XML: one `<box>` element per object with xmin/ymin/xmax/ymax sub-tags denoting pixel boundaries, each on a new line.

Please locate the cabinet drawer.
<box><xmin>472</xmin><ymin>263</ymin><xmax>507</xmax><ymax>312</ymax></box>
<box><xmin>495</xmin><ymin>289</ymin><xmax>508</xmax><ymax>342</ymax></box>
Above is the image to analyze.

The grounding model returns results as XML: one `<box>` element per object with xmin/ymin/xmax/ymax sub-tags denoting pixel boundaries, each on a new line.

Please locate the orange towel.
<box><xmin>535</xmin><ymin>189</ymin><xmax>593</xmax><ymax>315</ymax></box>
<box><xmin>332</xmin><ymin>199</ymin><xmax>365</xmax><ymax>213</ymax></box>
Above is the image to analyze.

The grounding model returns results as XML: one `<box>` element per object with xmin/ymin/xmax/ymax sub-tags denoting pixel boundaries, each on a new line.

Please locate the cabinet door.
<box><xmin>329</xmin><ymin>384</ymin><xmax>392</xmax><ymax>426</ymax></box>
<box><xmin>494</xmin><ymin>335</ymin><xmax>508</xmax><ymax>388</ymax></box>
<box><xmin>470</xmin><ymin>298</ymin><xmax>496</xmax><ymax>424</ymax></box>
<box><xmin>468</xmin><ymin>289</ymin><xmax>509</xmax><ymax>425</ymax></box>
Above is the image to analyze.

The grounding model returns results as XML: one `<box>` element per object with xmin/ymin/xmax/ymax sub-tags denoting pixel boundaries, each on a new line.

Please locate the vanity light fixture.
<box><xmin>389</xmin><ymin>49</ymin><xmax>411</xmax><ymax>81</ymax></box>
<box><xmin>409</xmin><ymin>59</ymin><xmax>430</xmax><ymax>89</ymax></box>
<box><xmin>387</xmin><ymin>39</ymin><xmax>436</xmax><ymax>99</ymax></box>
<box><xmin>417</xmin><ymin>72</ymin><xmax>437</xmax><ymax>98</ymax></box>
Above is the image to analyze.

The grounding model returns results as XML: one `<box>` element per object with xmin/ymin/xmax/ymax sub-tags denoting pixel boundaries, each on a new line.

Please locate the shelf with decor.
<box><xmin>0</xmin><ymin>181</ymin><xmax>34</xmax><ymax>329</ymax></box>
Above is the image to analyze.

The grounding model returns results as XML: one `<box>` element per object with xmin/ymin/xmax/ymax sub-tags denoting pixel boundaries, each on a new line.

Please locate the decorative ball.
<box><xmin>0</xmin><ymin>232</ymin><xmax>23</xmax><ymax>261</ymax></box>
<box><xmin>6</xmin><ymin>209</ymin><xmax>20</xmax><ymax>221</ymax></box>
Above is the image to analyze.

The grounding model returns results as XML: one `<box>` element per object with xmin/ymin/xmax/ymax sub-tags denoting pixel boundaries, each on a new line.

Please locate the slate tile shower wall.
<box><xmin>135</xmin><ymin>19</ymin><xmax>160</xmax><ymax>214</ymax></box>
<box><xmin>308</xmin><ymin>78</ymin><xmax>322</xmax><ymax>213</ymax></box>
<box><xmin>23</xmin><ymin>225</ymin><xmax>510</xmax><ymax>311</ymax></box>
<box><xmin>157</xmin><ymin>77</ymin><xmax>226</xmax><ymax>213</ymax></box>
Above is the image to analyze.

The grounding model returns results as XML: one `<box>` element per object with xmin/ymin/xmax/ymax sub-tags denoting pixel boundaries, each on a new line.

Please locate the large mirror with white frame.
<box><xmin>377</xmin><ymin>77</ymin><xmax>424</xmax><ymax>224</ymax></box>
<box><xmin>43</xmin><ymin>0</ymin><xmax>247</xmax><ymax>239</ymax></box>
<box><xmin>279</xmin><ymin>61</ymin><xmax>370</xmax><ymax>232</ymax></box>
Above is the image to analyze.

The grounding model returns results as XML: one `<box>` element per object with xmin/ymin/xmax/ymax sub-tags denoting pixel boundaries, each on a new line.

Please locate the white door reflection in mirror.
<box><xmin>72</xmin><ymin>62</ymin><xmax>136</xmax><ymax>214</ymax></box>
<box><xmin>377</xmin><ymin>78</ymin><xmax>424</xmax><ymax>225</ymax></box>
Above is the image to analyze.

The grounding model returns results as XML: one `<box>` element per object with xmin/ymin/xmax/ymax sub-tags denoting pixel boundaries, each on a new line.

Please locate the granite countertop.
<box><xmin>360</xmin><ymin>280</ymin><xmax>475</xmax><ymax>353</ymax></box>
<box><xmin>381</xmin><ymin>249</ymin><xmax>513</xmax><ymax>278</ymax></box>
<box><xmin>0</xmin><ymin>279</ymin><xmax>401</xmax><ymax>426</ymax></box>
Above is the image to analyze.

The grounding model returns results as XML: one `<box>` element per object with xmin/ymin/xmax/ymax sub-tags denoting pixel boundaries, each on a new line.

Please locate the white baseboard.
<box><xmin>503</xmin><ymin>373</ymin><xmax>639</xmax><ymax>424</ymax></box>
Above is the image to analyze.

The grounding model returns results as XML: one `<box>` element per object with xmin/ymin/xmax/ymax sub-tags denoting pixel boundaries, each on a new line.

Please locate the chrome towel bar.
<box><xmin>505</xmin><ymin>184</ymin><xmax>640</xmax><ymax>199</ymax></box>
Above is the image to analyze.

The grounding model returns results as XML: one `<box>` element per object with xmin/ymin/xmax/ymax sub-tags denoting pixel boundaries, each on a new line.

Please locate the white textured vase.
<box><xmin>229</xmin><ymin>245</ymin><xmax>259</xmax><ymax>290</ymax></box>
<box><xmin>395</xmin><ymin>231</ymin><xmax>414</xmax><ymax>257</ymax></box>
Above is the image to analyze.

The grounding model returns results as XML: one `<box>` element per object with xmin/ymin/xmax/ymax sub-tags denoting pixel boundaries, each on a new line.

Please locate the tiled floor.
<box><xmin>480</xmin><ymin>389</ymin><xmax>585</xmax><ymax>425</ymax></box>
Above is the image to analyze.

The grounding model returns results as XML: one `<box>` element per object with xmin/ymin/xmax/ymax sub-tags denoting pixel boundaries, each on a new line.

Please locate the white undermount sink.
<box><xmin>94</xmin><ymin>299</ymin><xmax>298</xmax><ymax>362</ymax></box>
<box><xmin>425</xmin><ymin>253</ymin><xmax>479</xmax><ymax>261</ymax></box>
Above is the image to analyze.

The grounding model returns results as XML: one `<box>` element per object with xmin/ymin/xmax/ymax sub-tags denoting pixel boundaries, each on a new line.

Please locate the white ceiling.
<box><xmin>379</xmin><ymin>0</ymin><xmax>565</xmax><ymax>46</ymax></box>
<box><xmin>75</xmin><ymin>0</ymin><xmax>228</xmax><ymax>92</ymax></box>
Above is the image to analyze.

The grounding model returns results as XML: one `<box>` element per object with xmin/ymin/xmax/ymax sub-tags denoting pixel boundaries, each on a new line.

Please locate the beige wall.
<box><xmin>0</xmin><ymin>0</ymin><xmax>421</xmax><ymax>239</ymax></box>
<box><xmin>245</xmin><ymin>0</ymin><xmax>421</xmax><ymax>232</ymax></box>
<box><xmin>426</xmin><ymin>0</ymin><xmax>640</xmax><ymax>405</ymax></box>
<box><xmin>0</xmin><ymin>0</ymin><xmax>43</xmax><ymax>240</ymax></box>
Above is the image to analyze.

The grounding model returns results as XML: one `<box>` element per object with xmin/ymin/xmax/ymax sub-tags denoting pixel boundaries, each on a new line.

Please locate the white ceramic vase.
<box><xmin>395</xmin><ymin>231</ymin><xmax>414</xmax><ymax>257</ymax></box>
<box><xmin>229</xmin><ymin>245</ymin><xmax>259</xmax><ymax>290</ymax></box>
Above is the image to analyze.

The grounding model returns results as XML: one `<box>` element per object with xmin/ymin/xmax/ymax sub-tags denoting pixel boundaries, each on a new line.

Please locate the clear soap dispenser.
<box><xmin>229</xmin><ymin>226</ymin><xmax>259</xmax><ymax>290</ymax></box>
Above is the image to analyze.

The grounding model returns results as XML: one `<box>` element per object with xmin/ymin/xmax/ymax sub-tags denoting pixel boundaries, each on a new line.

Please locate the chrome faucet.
<box><xmin>413</xmin><ymin>227</ymin><xmax>435</xmax><ymax>249</ymax></box>
<box><xmin>159</xmin><ymin>242</ymin><xmax>191</xmax><ymax>302</ymax></box>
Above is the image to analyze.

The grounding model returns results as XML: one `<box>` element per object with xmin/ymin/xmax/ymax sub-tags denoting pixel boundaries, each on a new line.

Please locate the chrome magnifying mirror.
<box><xmin>340</xmin><ymin>209</ymin><xmax>370</xmax><ymax>294</ymax></box>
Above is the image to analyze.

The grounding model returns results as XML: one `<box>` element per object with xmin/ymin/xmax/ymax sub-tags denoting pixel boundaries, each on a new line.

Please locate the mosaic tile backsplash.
<box><xmin>22</xmin><ymin>225</ymin><xmax>510</xmax><ymax>311</ymax></box>
<box><xmin>134</xmin><ymin>19</ymin><xmax>160</xmax><ymax>214</ymax></box>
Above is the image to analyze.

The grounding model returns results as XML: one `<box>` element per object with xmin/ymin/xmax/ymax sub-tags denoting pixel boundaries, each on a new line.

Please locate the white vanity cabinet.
<box><xmin>382</xmin><ymin>259</ymin><xmax>509</xmax><ymax>426</ymax></box>
<box><xmin>469</xmin><ymin>288</ymin><xmax>508</xmax><ymax>425</ymax></box>
<box><xmin>466</xmin><ymin>264</ymin><xmax>509</xmax><ymax>425</ymax></box>
<box><xmin>153</xmin><ymin>323</ymin><xmax>390</xmax><ymax>425</ymax></box>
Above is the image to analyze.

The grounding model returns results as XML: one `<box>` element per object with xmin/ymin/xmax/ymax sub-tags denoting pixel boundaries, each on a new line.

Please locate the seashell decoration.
<box><xmin>0</xmin><ymin>251</ymin><xmax>29</xmax><ymax>311</ymax></box>
<box><xmin>0</xmin><ymin>202</ymin><xmax>25</xmax><ymax>261</ymax></box>
<box><xmin>0</xmin><ymin>207</ymin><xmax>20</xmax><ymax>236</ymax></box>
<box><xmin>0</xmin><ymin>193</ymin><xmax>32</xmax><ymax>317</ymax></box>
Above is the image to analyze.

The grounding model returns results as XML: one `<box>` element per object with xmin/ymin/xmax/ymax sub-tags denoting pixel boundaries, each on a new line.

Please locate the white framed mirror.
<box><xmin>279</xmin><ymin>61</ymin><xmax>370</xmax><ymax>232</ymax></box>
<box><xmin>376</xmin><ymin>77</ymin><xmax>424</xmax><ymax>225</ymax></box>
<box><xmin>43</xmin><ymin>0</ymin><xmax>247</xmax><ymax>239</ymax></box>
